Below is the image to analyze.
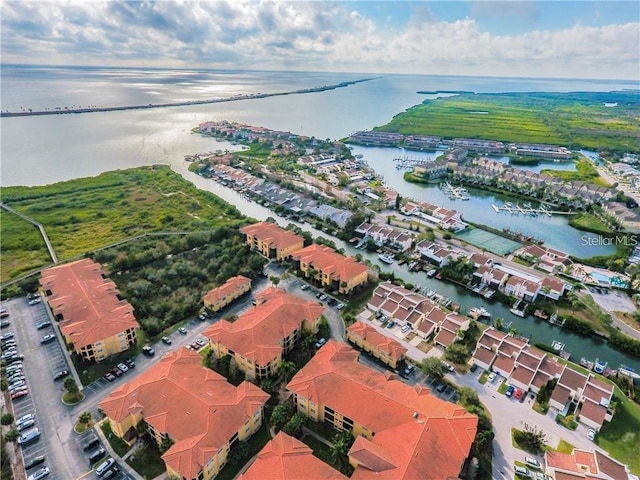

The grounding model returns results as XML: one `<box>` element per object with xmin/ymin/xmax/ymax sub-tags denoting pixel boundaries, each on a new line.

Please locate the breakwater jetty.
<box><xmin>1</xmin><ymin>77</ymin><xmax>379</xmax><ymax>118</ymax></box>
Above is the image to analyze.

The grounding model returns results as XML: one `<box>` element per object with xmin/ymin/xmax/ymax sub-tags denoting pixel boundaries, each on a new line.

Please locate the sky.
<box><xmin>1</xmin><ymin>1</ymin><xmax>639</xmax><ymax>80</ymax></box>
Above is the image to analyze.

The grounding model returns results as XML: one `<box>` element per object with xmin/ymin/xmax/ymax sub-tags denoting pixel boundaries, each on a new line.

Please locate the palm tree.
<box><xmin>78</xmin><ymin>412</ymin><xmax>92</xmax><ymax>425</ymax></box>
<box><xmin>278</xmin><ymin>360</ymin><xmax>297</xmax><ymax>383</ymax></box>
<box><xmin>270</xmin><ymin>276</ymin><xmax>280</xmax><ymax>288</ymax></box>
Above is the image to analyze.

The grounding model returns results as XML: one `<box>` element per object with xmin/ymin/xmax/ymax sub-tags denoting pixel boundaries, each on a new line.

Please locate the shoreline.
<box><xmin>0</xmin><ymin>77</ymin><xmax>379</xmax><ymax>118</ymax></box>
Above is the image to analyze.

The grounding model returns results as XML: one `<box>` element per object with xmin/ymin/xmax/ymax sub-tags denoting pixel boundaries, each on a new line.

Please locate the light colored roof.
<box><xmin>238</xmin><ymin>432</ymin><xmax>347</xmax><ymax>480</ymax></box>
<box><xmin>99</xmin><ymin>349</ymin><xmax>269</xmax><ymax>480</ymax></box>
<box><xmin>240</xmin><ymin>221</ymin><xmax>304</xmax><ymax>251</ymax></box>
<box><xmin>204</xmin><ymin>288</ymin><xmax>324</xmax><ymax>366</ymax></box>
<box><xmin>287</xmin><ymin>341</ymin><xmax>477</xmax><ymax>480</ymax></box>
<box><xmin>292</xmin><ymin>244</ymin><xmax>367</xmax><ymax>283</ymax></box>
<box><xmin>347</xmin><ymin>322</ymin><xmax>407</xmax><ymax>362</ymax></box>
<box><xmin>40</xmin><ymin>258</ymin><xmax>139</xmax><ymax>349</ymax></box>
<box><xmin>203</xmin><ymin>275</ymin><xmax>251</xmax><ymax>306</ymax></box>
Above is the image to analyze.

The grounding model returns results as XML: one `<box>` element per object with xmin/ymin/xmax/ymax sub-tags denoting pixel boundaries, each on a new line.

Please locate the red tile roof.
<box><xmin>347</xmin><ymin>322</ymin><xmax>407</xmax><ymax>362</ymax></box>
<box><xmin>238</xmin><ymin>432</ymin><xmax>347</xmax><ymax>480</ymax></box>
<box><xmin>240</xmin><ymin>222</ymin><xmax>304</xmax><ymax>251</ymax></box>
<box><xmin>203</xmin><ymin>275</ymin><xmax>251</xmax><ymax>306</ymax></box>
<box><xmin>473</xmin><ymin>346</ymin><xmax>496</xmax><ymax>366</ymax></box>
<box><xmin>287</xmin><ymin>341</ymin><xmax>477</xmax><ymax>480</ymax></box>
<box><xmin>204</xmin><ymin>288</ymin><xmax>324</xmax><ymax>366</ymax></box>
<box><xmin>594</xmin><ymin>450</ymin><xmax>629</xmax><ymax>480</ymax></box>
<box><xmin>99</xmin><ymin>349</ymin><xmax>269</xmax><ymax>479</ymax></box>
<box><xmin>579</xmin><ymin>399</ymin><xmax>607</xmax><ymax>427</ymax></box>
<box><xmin>433</xmin><ymin>328</ymin><xmax>457</xmax><ymax>347</ymax></box>
<box><xmin>291</xmin><ymin>244</ymin><xmax>367</xmax><ymax>283</ymax></box>
<box><xmin>40</xmin><ymin>258</ymin><xmax>139</xmax><ymax>349</ymax></box>
<box><xmin>558</xmin><ymin>368</ymin><xmax>588</xmax><ymax>392</ymax></box>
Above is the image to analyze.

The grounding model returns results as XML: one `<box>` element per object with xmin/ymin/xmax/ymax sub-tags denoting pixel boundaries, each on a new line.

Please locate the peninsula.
<box><xmin>0</xmin><ymin>77</ymin><xmax>379</xmax><ymax>118</ymax></box>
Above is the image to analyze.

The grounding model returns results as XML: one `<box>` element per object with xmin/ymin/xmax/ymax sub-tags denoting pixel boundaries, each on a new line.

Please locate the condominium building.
<box><xmin>240</xmin><ymin>221</ymin><xmax>304</xmax><ymax>261</ymax></box>
<box><xmin>40</xmin><ymin>258</ymin><xmax>139</xmax><ymax>362</ymax></box>
<box><xmin>346</xmin><ymin>321</ymin><xmax>407</xmax><ymax>368</ymax></box>
<box><xmin>99</xmin><ymin>349</ymin><xmax>269</xmax><ymax>480</ymax></box>
<box><xmin>203</xmin><ymin>275</ymin><xmax>252</xmax><ymax>312</ymax></box>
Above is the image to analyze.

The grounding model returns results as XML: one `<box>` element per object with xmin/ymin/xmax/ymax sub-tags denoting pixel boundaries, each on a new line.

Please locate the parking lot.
<box><xmin>74</xmin><ymin>430</ymin><xmax>133</xmax><ymax>480</ymax></box>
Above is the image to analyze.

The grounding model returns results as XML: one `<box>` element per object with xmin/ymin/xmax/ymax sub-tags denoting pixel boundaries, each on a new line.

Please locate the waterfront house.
<box><xmin>204</xmin><ymin>288</ymin><xmax>323</xmax><ymax>380</ymax></box>
<box><xmin>238</xmin><ymin>432</ymin><xmax>347</xmax><ymax>480</ymax></box>
<box><xmin>602</xmin><ymin>202</ymin><xmax>640</xmax><ymax>233</ymax></box>
<box><xmin>203</xmin><ymin>275</ymin><xmax>252</xmax><ymax>313</ymax></box>
<box><xmin>530</xmin><ymin>355</ymin><xmax>566</xmax><ymax>394</ymax></box>
<box><xmin>240</xmin><ymin>221</ymin><xmax>304</xmax><ymax>261</ymax></box>
<box><xmin>503</xmin><ymin>276</ymin><xmax>540</xmax><ymax>302</ymax></box>
<box><xmin>508</xmin><ymin>347</ymin><xmax>545</xmax><ymax>391</ymax></box>
<box><xmin>549</xmin><ymin>367</ymin><xmax>589</xmax><ymax>414</ymax></box>
<box><xmin>307</xmin><ymin>204</ymin><xmax>353</xmax><ymax>229</ymax></box>
<box><xmin>416</xmin><ymin>239</ymin><xmax>464</xmax><ymax>267</ymax></box>
<box><xmin>545</xmin><ymin>448</ymin><xmax>632</xmax><ymax>480</ymax></box>
<box><xmin>40</xmin><ymin>258</ymin><xmax>140</xmax><ymax>363</ymax></box>
<box><xmin>291</xmin><ymin>244</ymin><xmax>368</xmax><ymax>295</ymax></box>
<box><xmin>287</xmin><ymin>341</ymin><xmax>478</xmax><ymax>480</ymax></box>
<box><xmin>433</xmin><ymin>313</ymin><xmax>470</xmax><ymax>349</ymax></box>
<box><xmin>99</xmin><ymin>349</ymin><xmax>269</xmax><ymax>480</ymax></box>
<box><xmin>346</xmin><ymin>321</ymin><xmax>407</xmax><ymax>369</ymax></box>
<box><xmin>577</xmin><ymin>376</ymin><xmax>614</xmax><ymax>431</ymax></box>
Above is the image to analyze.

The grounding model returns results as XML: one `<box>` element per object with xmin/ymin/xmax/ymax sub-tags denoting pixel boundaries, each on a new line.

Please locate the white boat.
<box><xmin>551</xmin><ymin>340</ymin><xmax>565</xmax><ymax>351</ymax></box>
<box><xmin>510</xmin><ymin>308</ymin><xmax>525</xmax><ymax>318</ymax></box>
<box><xmin>619</xmin><ymin>365</ymin><xmax>640</xmax><ymax>379</ymax></box>
<box><xmin>426</xmin><ymin>268</ymin><xmax>437</xmax><ymax>277</ymax></box>
<box><xmin>593</xmin><ymin>358</ymin><xmax>607</xmax><ymax>375</ymax></box>
<box><xmin>378</xmin><ymin>253</ymin><xmax>395</xmax><ymax>264</ymax></box>
<box><xmin>469</xmin><ymin>307</ymin><xmax>491</xmax><ymax>319</ymax></box>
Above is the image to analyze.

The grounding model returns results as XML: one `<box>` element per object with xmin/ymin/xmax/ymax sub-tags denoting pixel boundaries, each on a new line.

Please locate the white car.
<box><xmin>487</xmin><ymin>372</ymin><xmax>497</xmax><ymax>383</ymax></box>
<box><xmin>117</xmin><ymin>363</ymin><xmax>129</xmax><ymax>373</ymax></box>
<box><xmin>587</xmin><ymin>428</ymin><xmax>596</xmax><ymax>441</ymax></box>
<box><xmin>27</xmin><ymin>466</ymin><xmax>50</xmax><ymax>480</ymax></box>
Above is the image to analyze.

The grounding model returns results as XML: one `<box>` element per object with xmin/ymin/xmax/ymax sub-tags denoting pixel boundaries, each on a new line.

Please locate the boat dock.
<box><xmin>440</xmin><ymin>182</ymin><xmax>470</xmax><ymax>200</ymax></box>
<box><xmin>491</xmin><ymin>202</ymin><xmax>572</xmax><ymax>217</ymax></box>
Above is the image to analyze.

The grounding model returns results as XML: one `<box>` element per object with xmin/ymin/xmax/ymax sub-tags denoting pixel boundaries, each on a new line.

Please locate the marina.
<box><xmin>491</xmin><ymin>202</ymin><xmax>573</xmax><ymax>217</ymax></box>
<box><xmin>440</xmin><ymin>182</ymin><xmax>470</xmax><ymax>200</ymax></box>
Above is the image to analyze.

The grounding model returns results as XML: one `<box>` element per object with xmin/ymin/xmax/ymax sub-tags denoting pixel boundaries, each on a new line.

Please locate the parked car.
<box><xmin>117</xmin><ymin>363</ymin><xmax>129</xmax><ymax>373</ymax></box>
<box><xmin>315</xmin><ymin>337</ymin><xmax>327</xmax><ymax>349</ymax></box>
<box><xmin>1</xmin><ymin>332</ymin><xmax>14</xmax><ymax>340</ymax></box>
<box><xmin>88</xmin><ymin>447</ymin><xmax>106</xmax><ymax>465</ymax></box>
<box><xmin>110</xmin><ymin>366</ymin><xmax>123</xmax><ymax>377</ymax></box>
<box><xmin>319</xmin><ymin>294</ymin><xmax>328</xmax><ymax>301</ymax></box>
<box><xmin>401</xmin><ymin>324</ymin><xmax>411</xmax><ymax>333</ymax></box>
<box><xmin>327</xmin><ymin>298</ymin><xmax>337</xmax><ymax>306</ymax></box>
<box><xmin>336</xmin><ymin>303</ymin><xmax>345</xmax><ymax>310</ymax></box>
<box><xmin>487</xmin><ymin>372</ymin><xmax>497</xmax><ymax>383</ymax></box>
<box><xmin>0</xmin><ymin>320</ymin><xmax>10</xmax><ymax>328</ymax></box>
<box><xmin>436</xmin><ymin>383</ymin><xmax>446</xmax><ymax>393</ymax></box>
<box><xmin>178</xmin><ymin>327</ymin><xmax>187</xmax><ymax>335</ymax></box>
<box><xmin>196</xmin><ymin>338</ymin><xmax>207</xmax><ymax>347</ymax></box>
<box><xmin>469</xmin><ymin>364</ymin><xmax>478</xmax><ymax>373</ymax></box>
<box><xmin>24</xmin><ymin>455</ymin><xmax>46</xmax><ymax>470</ymax></box>
<box><xmin>40</xmin><ymin>334</ymin><xmax>56</xmax><ymax>344</ymax></box>
<box><xmin>103</xmin><ymin>372</ymin><xmax>116</xmax><ymax>382</ymax></box>
<box><xmin>6</xmin><ymin>355</ymin><xmax>25</xmax><ymax>364</ymax></box>
<box><xmin>300</xmin><ymin>284</ymin><xmax>309</xmax><ymax>290</ymax></box>
<box><xmin>404</xmin><ymin>365</ymin><xmax>416</xmax><ymax>376</ymax></box>
<box><xmin>95</xmin><ymin>458</ymin><xmax>115</xmax><ymax>476</ymax></box>
<box><xmin>17</xmin><ymin>428</ymin><xmax>41</xmax><ymax>445</ymax></box>
<box><xmin>82</xmin><ymin>435</ymin><xmax>100</xmax><ymax>451</ymax></box>
<box><xmin>16</xmin><ymin>413</ymin><xmax>35</xmax><ymax>426</ymax></box>
<box><xmin>514</xmin><ymin>389</ymin><xmax>524</xmax><ymax>400</ymax></box>
<box><xmin>0</xmin><ymin>308</ymin><xmax>9</xmax><ymax>318</ymax></box>
<box><xmin>514</xmin><ymin>465</ymin><xmax>530</xmax><ymax>478</ymax></box>
<box><xmin>443</xmin><ymin>362</ymin><xmax>455</xmax><ymax>372</ymax></box>
<box><xmin>102</xmin><ymin>465</ymin><xmax>120</xmax><ymax>480</ymax></box>
<box><xmin>125</xmin><ymin>359</ymin><xmax>135</xmax><ymax>369</ymax></box>
<box><xmin>27</xmin><ymin>465</ymin><xmax>50</xmax><ymax>480</ymax></box>
<box><xmin>525</xmin><ymin>457</ymin><xmax>541</xmax><ymax>469</ymax></box>
<box><xmin>142</xmin><ymin>345</ymin><xmax>155</xmax><ymax>356</ymax></box>
<box><xmin>11</xmin><ymin>389</ymin><xmax>29</xmax><ymax>400</ymax></box>
<box><xmin>386</xmin><ymin>321</ymin><xmax>395</xmax><ymax>329</ymax></box>
<box><xmin>161</xmin><ymin>336</ymin><xmax>172</xmax><ymax>345</ymax></box>
<box><xmin>53</xmin><ymin>370</ymin><xmax>70</xmax><ymax>381</ymax></box>
<box><xmin>587</xmin><ymin>428</ymin><xmax>596</xmax><ymax>441</ymax></box>
<box><xmin>17</xmin><ymin>418</ymin><xmax>36</xmax><ymax>431</ymax></box>
<box><xmin>36</xmin><ymin>321</ymin><xmax>51</xmax><ymax>330</ymax></box>
<box><xmin>505</xmin><ymin>385</ymin><xmax>515</xmax><ymax>397</ymax></box>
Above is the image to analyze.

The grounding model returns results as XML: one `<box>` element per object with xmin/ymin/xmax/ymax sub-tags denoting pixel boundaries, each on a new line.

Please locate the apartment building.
<box><xmin>287</xmin><ymin>341</ymin><xmax>478</xmax><ymax>480</ymax></box>
<box><xmin>203</xmin><ymin>288</ymin><xmax>324</xmax><ymax>380</ymax></box>
<box><xmin>203</xmin><ymin>275</ymin><xmax>252</xmax><ymax>312</ymax></box>
<box><xmin>40</xmin><ymin>258</ymin><xmax>139</xmax><ymax>362</ymax></box>
<box><xmin>99</xmin><ymin>349</ymin><xmax>269</xmax><ymax>480</ymax></box>
<box><xmin>240</xmin><ymin>221</ymin><xmax>304</xmax><ymax>261</ymax></box>
<box><xmin>346</xmin><ymin>321</ymin><xmax>407</xmax><ymax>368</ymax></box>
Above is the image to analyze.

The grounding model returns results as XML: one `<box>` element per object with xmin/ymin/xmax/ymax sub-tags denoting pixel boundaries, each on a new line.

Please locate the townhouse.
<box><xmin>433</xmin><ymin>313</ymin><xmax>470</xmax><ymax>349</ymax></box>
<box><xmin>40</xmin><ymin>258</ymin><xmax>140</xmax><ymax>363</ymax></box>
<box><xmin>503</xmin><ymin>275</ymin><xmax>541</xmax><ymax>303</ymax></box>
<box><xmin>291</xmin><ymin>244</ymin><xmax>368</xmax><ymax>295</ymax></box>
<box><xmin>545</xmin><ymin>448</ymin><xmax>633</xmax><ymax>480</ymax></box>
<box><xmin>287</xmin><ymin>341</ymin><xmax>478</xmax><ymax>480</ymax></box>
<box><xmin>203</xmin><ymin>275</ymin><xmax>252</xmax><ymax>313</ymax></box>
<box><xmin>354</xmin><ymin>222</ymin><xmax>413</xmax><ymax>252</ymax></box>
<box><xmin>346</xmin><ymin>321</ymin><xmax>407</xmax><ymax>369</ymax></box>
<box><xmin>238</xmin><ymin>432</ymin><xmax>347</xmax><ymax>480</ymax></box>
<box><xmin>99</xmin><ymin>349</ymin><xmax>270</xmax><ymax>480</ymax></box>
<box><xmin>602</xmin><ymin>202</ymin><xmax>640</xmax><ymax>233</ymax></box>
<box><xmin>204</xmin><ymin>288</ymin><xmax>324</xmax><ymax>380</ymax></box>
<box><xmin>508</xmin><ymin>143</ymin><xmax>572</xmax><ymax>160</ymax></box>
<box><xmin>415</xmin><ymin>239</ymin><xmax>465</xmax><ymax>267</ymax></box>
<box><xmin>240</xmin><ymin>221</ymin><xmax>305</xmax><ymax>261</ymax></box>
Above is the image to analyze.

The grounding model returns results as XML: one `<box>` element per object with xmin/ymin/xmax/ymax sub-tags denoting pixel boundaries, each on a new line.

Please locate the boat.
<box><xmin>469</xmin><ymin>306</ymin><xmax>492</xmax><ymax>319</ymax></box>
<box><xmin>510</xmin><ymin>308</ymin><xmax>525</xmax><ymax>317</ymax></box>
<box><xmin>619</xmin><ymin>365</ymin><xmax>640</xmax><ymax>379</ymax></box>
<box><xmin>551</xmin><ymin>340</ymin><xmax>565</xmax><ymax>351</ymax></box>
<box><xmin>580</xmin><ymin>357</ymin><xmax>595</xmax><ymax>370</ymax></box>
<box><xmin>426</xmin><ymin>268</ymin><xmax>437</xmax><ymax>277</ymax></box>
<box><xmin>593</xmin><ymin>358</ymin><xmax>607</xmax><ymax>375</ymax></box>
<box><xmin>378</xmin><ymin>253</ymin><xmax>395</xmax><ymax>264</ymax></box>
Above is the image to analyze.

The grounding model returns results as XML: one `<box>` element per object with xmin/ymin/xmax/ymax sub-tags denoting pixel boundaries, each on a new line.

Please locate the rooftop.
<box><xmin>347</xmin><ymin>322</ymin><xmax>407</xmax><ymax>362</ymax></box>
<box><xmin>292</xmin><ymin>244</ymin><xmax>367</xmax><ymax>283</ymax></box>
<box><xmin>203</xmin><ymin>275</ymin><xmax>251</xmax><ymax>306</ymax></box>
<box><xmin>240</xmin><ymin>221</ymin><xmax>304</xmax><ymax>250</ymax></box>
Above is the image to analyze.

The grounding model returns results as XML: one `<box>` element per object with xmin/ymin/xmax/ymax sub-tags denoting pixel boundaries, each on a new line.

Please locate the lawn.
<box><xmin>126</xmin><ymin>438</ymin><xmax>167</xmax><ymax>480</ymax></box>
<box><xmin>569</xmin><ymin>213</ymin><xmax>613</xmax><ymax>235</ymax></box>
<box><xmin>555</xmin><ymin>439</ymin><xmax>575</xmax><ymax>454</ymax></box>
<box><xmin>215</xmin><ymin>425</ymin><xmax>271</xmax><ymax>480</ymax></box>
<box><xmin>0</xmin><ymin>165</ymin><xmax>248</xmax><ymax>284</ymax></box>
<box><xmin>100</xmin><ymin>420</ymin><xmax>131</xmax><ymax>457</ymax></box>
<box><xmin>596</xmin><ymin>391</ymin><xmax>640</xmax><ymax>474</ymax></box>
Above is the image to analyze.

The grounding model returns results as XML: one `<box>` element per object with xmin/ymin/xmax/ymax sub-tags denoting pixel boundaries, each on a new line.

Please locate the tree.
<box><xmin>269</xmin><ymin>276</ymin><xmax>280</xmax><ymax>288</ymax></box>
<box><xmin>0</xmin><ymin>413</ymin><xmax>13</xmax><ymax>426</ymax></box>
<box><xmin>228</xmin><ymin>440</ymin><xmax>250</xmax><ymax>466</ymax></box>
<box><xmin>64</xmin><ymin>377</ymin><xmax>79</xmax><ymax>395</ymax></box>
<box><xmin>78</xmin><ymin>412</ymin><xmax>92</xmax><ymax>425</ymax></box>
<box><xmin>493</xmin><ymin>317</ymin><xmax>504</xmax><ymax>331</ymax></box>
<box><xmin>4</xmin><ymin>429</ymin><xmax>19</xmax><ymax>442</ymax></box>
<box><xmin>444</xmin><ymin>343</ymin><xmax>470</xmax><ymax>364</ymax></box>
<box><xmin>260</xmin><ymin>378</ymin><xmax>275</xmax><ymax>394</ymax></box>
<box><xmin>330</xmin><ymin>430</ymin><xmax>355</xmax><ymax>473</ymax></box>
<box><xmin>159</xmin><ymin>435</ymin><xmax>175</xmax><ymax>454</ymax></box>
<box><xmin>302</xmin><ymin>334</ymin><xmax>318</xmax><ymax>356</ymax></box>
<box><xmin>419</xmin><ymin>357</ymin><xmax>448</xmax><ymax>380</ymax></box>
<box><xmin>514</xmin><ymin>423</ymin><xmax>547</xmax><ymax>453</ymax></box>
<box><xmin>282</xmin><ymin>412</ymin><xmax>307</xmax><ymax>437</ymax></box>
<box><xmin>270</xmin><ymin>404</ymin><xmax>294</xmax><ymax>432</ymax></box>
<box><xmin>278</xmin><ymin>360</ymin><xmax>297</xmax><ymax>383</ymax></box>
<box><xmin>457</xmin><ymin>387</ymin><xmax>481</xmax><ymax>410</ymax></box>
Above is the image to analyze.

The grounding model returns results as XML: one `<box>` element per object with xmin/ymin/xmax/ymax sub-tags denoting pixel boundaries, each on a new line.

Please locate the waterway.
<box><xmin>172</xmin><ymin>160</ymin><xmax>640</xmax><ymax>374</ymax></box>
<box><xmin>351</xmin><ymin>145</ymin><xmax>615</xmax><ymax>258</ymax></box>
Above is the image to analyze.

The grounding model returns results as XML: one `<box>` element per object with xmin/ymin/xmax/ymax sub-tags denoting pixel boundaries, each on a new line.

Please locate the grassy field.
<box><xmin>596</xmin><ymin>390</ymin><xmax>640</xmax><ymax>474</ymax></box>
<box><xmin>568</xmin><ymin>213</ymin><xmax>613</xmax><ymax>235</ymax></box>
<box><xmin>376</xmin><ymin>91</ymin><xmax>640</xmax><ymax>152</ymax></box>
<box><xmin>541</xmin><ymin>159</ymin><xmax>610</xmax><ymax>187</ymax></box>
<box><xmin>0</xmin><ymin>165</ymin><xmax>248</xmax><ymax>283</ymax></box>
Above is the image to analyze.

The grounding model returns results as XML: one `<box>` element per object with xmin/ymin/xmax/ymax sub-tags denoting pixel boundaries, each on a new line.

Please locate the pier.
<box><xmin>440</xmin><ymin>182</ymin><xmax>470</xmax><ymax>200</ymax></box>
<box><xmin>491</xmin><ymin>202</ymin><xmax>572</xmax><ymax>217</ymax></box>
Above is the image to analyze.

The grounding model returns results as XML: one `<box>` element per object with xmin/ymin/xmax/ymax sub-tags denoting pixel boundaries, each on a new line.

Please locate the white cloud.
<box><xmin>1</xmin><ymin>0</ymin><xmax>638</xmax><ymax>79</ymax></box>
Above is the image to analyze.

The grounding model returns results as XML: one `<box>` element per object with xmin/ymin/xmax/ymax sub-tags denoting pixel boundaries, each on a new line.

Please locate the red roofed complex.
<box><xmin>346</xmin><ymin>321</ymin><xmax>407</xmax><ymax>368</ymax></box>
<box><xmin>99</xmin><ymin>349</ymin><xmax>269</xmax><ymax>480</ymax></box>
<box><xmin>287</xmin><ymin>341</ymin><xmax>478</xmax><ymax>480</ymax></box>
<box><xmin>545</xmin><ymin>447</ymin><xmax>632</xmax><ymax>480</ymax></box>
<box><xmin>240</xmin><ymin>221</ymin><xmax>304</xmax><ymax>261</ymax></box>
<box><xmin>203</xmin><ymin>275</ymin><xmax>251</xmax><ymax>312</ymax></box>
<box><xmin>238</xmin><ymin>431</ymin><xmax>347</xmax><ymax>480</ymax></box>
<box><xmin>204</xmin><ymin>288</ymin><xmax>324</xmax><ymax>380</ymax></box>
<box><xmin>40</xmin><ymin>258</ymin><xmax>139</xmax><ymax>362</ymax></box>
<box><xmin>291</xmin><ymin>244</ymin><xmax>368</xmax><ymax>295</ymax></box>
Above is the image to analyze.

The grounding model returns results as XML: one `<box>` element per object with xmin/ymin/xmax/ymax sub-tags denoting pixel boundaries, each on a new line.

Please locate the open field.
<box><xmin>0</xmin><ymin>165</ymin><xmax>248</xmax><ymax>283</ymax></box>
<box><xmin>377</xmin><ymin>91</ymin><xmax>640</xmax><ymax>152</ymax></box>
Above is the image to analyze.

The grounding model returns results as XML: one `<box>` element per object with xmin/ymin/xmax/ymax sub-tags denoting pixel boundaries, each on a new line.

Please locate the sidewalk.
<box><xmin>93</xmin><ymin>419</ymin><xmax>144</xmax><ymax>480</ymax></box>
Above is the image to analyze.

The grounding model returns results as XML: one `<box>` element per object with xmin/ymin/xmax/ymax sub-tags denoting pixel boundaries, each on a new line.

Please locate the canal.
<box><xmin>172</xmin><ymin>159</ymin><xmax>640</xmax><ymax>374</ymax></box>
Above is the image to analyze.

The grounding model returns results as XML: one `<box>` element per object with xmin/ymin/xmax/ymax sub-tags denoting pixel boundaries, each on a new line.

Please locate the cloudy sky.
<box><xmin>2</xmin><ymin>1</ymin><xmax>639</xmax><ymax>79</ymax></box>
